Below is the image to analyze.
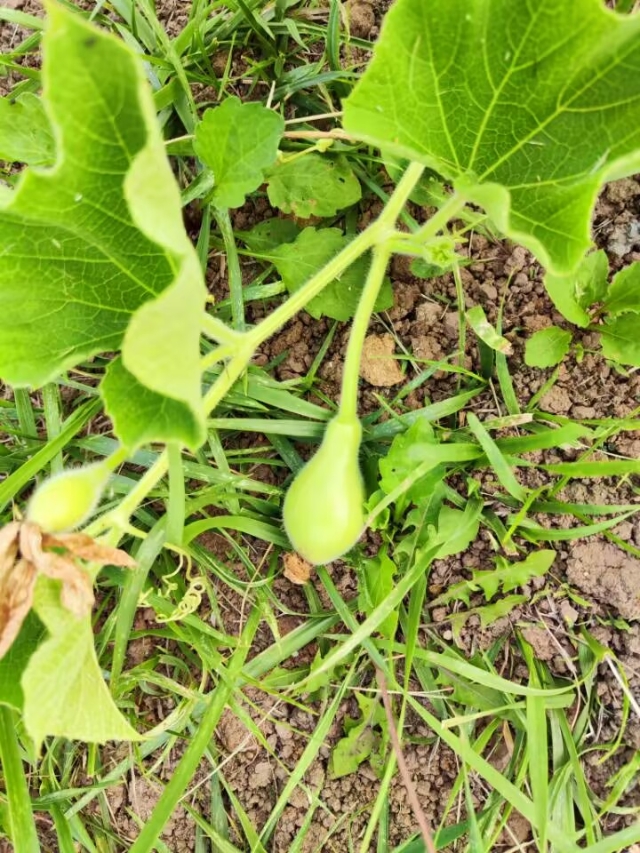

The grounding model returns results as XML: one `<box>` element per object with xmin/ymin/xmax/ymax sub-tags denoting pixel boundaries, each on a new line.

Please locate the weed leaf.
<box><xmin>269</xmin><ymin>227</ymin><xmax>392</xmax><ymax>320</ymax></box>
<box><xmin>194</xmin><ymin>97</ymin><xmax>283</xmax><ymax>209</ymax></box>
<box><xmin>524</xmin><ymin>326</ymin><xmax>572</xmax><ymax>368</ymax></box>
<box><xmin>433</xmin><ymin>550</ymin><xmax>555</xmax><ymax>607</ymax></box>
<box><xmin>344</xmin><ymin>0</ymin><xmax>640</xmax><ymax>273</ymax></box>
<box><xmin>240</xmin><ymin>218</ymin><xmax>300</xmax><ymax>253</ymax></box>
<box><xmin>267</xmin><ymin>153</ymin><xmax>362</xmax><ymax>218</ymax></box>
<box><xmin>599</xmin><ymin>314</ymin><xmax>640</xmax><ymax>366</ymax></box>
<box><xmin>466</xmin><ymin>306</ymin><xmax>512</xmax><ymax>355</ymax></box>
<box><xmin>603</xmin><ymin>261</ymin><xmax>640</xmax><ymax>316</ymax></box>
<box><xmin>432</xmin><ymin>502</ymin><xmax>482</xmax><ymax>560</ymax></box>
<box><xmin>0</xmin><ymin>93</ymin><xmax>54</xmax><ymax>166</ymax></box>
<box><xmin>450</xmin><ymin>595</ymin><xmax>527</xmax><ymax>644</ymax></box>
<box><xmin>358</xmin><ymin>548</ymin><xmax>398</xmax><ymax>639</ymax></box>
<box><xmin>329</xmin><ymin>721</ymin><xmax>375</xmax><ymax>779</ymax></box>
<box><xmin>543</xmin><ymin>251</ymin><xmax>608</xmax><ymax>327</ymax></box>
<box><xmin>379</xmin><ymin>418</ymin><xmax>436</xmax><ymax>500</ymax></box>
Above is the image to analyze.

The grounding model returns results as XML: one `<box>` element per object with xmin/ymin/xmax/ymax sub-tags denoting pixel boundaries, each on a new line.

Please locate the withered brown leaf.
<box><xmin>0</xmin><ymin>521</ymin><xmax>136</xmax><ymax>659</ymax></box>
<box><xmin>283</xmin><ymin>552</ymin><xmax>312</xmax><ymax>585</ymax></box>
<box><xmin>0</xmin><ymin>558</ymin><xmax>38</xmax><ymax>659</ymax></box>
<box><xmin>44</xmin><ymin>532</ymin><xmax>137</xmax><ymax>568</ymax></box>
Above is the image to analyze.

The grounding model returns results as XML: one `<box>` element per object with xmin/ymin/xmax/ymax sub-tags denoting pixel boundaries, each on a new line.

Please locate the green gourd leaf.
<box><xmin>343</xmin><ymin>0</ymin><xmax>640</xmax><ymax>275</ymax></box>
<box><xmin>0</xmin><ymin>4</ymin><xmax>206</xmax><ymax>449</ymax></box>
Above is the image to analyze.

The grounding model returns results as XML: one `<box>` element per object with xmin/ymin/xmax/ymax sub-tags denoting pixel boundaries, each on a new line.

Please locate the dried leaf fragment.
<box><xmin>0</xmin><ymin>558</ymin><xmax>38</xmax><ymax>658</ymax></box>
<box><xmin>0</xmin><ymin>520</ymin><xmax>136</xmax><ymax>658</ymax></box>
<box><xmin>283</xmin><ymin>552</ymin><xmax>312</xmax><ymax>585</ymax></box>
<box><xmin>359</xmin><ymin>334</ymin><xmax>404</xmax><ymax>387</ymax></box>
<box><xmin>43</xmin><ymin>532</ymin><xmax>137</xmax><ymax>568</ymax></box>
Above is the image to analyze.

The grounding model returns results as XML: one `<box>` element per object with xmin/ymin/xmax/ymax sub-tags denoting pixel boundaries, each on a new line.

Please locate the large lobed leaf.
<box><xmin>0</xmin><ymin>3</ymin><xmax>206</xmax><ymax>448</ymax></box>
<box><xmin>343</xmin><ymin>0</ymin><xmax>640</xmax><ymax>274</ymax></box>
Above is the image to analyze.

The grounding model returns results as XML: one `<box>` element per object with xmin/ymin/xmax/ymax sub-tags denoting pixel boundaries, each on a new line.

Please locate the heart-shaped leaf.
<box><xmin>343</xmin><ymin>0</ymin><xmax>640</xmax><ymax>274</ymax></box>
<box><xmin>23</xmin><ymin>578</ymin><xmax>141</xmax><ymax>750</ymax></box>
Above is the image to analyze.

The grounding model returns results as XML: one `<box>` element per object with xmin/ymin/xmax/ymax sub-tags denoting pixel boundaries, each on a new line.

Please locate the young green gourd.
<box><xmin>283</xmin><ymin>415</ymin><xmax>366</xmax><ymax>565</ymax></box>
<box><xmin>27</xmin><ymin>463</ymin><xmax>110</xmax><ymax>533</ymax></box>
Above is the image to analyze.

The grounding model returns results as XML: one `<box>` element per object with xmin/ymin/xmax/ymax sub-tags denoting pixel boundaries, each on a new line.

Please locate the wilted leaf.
<box><xmin>46</xmin><ymin>532</ymin><xmax>136</xmax><ymax>567</ymax></box>
<box><xmin>0</xmin><ymin>520</ymin><xmax>132</xmax><ymax>661</ymax></box>
<box><xmin>20</xmin><ymin>523</ymin><xmax>93</xmax><ymax>617</ymax></box>
<box><xmin>283</xmin><ymin>552</ymin><xmax>311</xmax><ymax>584</ymax></box>
<box><xmin>0</xmin><ymin>558</ymin><xmax>37</xmax><ymax>660</ymax></box>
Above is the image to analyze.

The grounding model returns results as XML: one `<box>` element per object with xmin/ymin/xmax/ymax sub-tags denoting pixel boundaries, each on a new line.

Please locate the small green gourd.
<box><xmin>283</xmin><ymin>415</ymin><xmax>366</xmax><ymax>564</ymax></box>
<box><xmin>27</xmin><ymin>463</ymin><xmax>109</xmax><ymax>533</ymax></box>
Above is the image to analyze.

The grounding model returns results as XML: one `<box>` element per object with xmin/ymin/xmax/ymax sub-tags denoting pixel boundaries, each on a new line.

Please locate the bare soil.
<box><xmin>194</xmin><ymin>171</ymin><xmax>640</xmax><ymax>850</ymax></box>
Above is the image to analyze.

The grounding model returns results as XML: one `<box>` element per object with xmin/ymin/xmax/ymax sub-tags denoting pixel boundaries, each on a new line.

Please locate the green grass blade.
<box><xmin>467</xmin><ymin>412</ymin><xmax>526</xmax><ymax>501</ymax></box>
<box><xmin>13</xmin><ymin>387</ymin><xmax>38</xmax><ymax>440</ymax></box>
<box><xmin>128</xmin><ymin>608</ymin><xmax>261</xmax><ymax>853</ymax></box>
<box><xmin>183</xmin><ymin>516</ymin><xmax>289</xmax><ymax>548</ymax></box>
<box><xmin>0</xmin><ymin>706</ymin><xmax>39</xmax><ymax>853</ymax></box>
<box><xmin>526</xmin><ymin>684</ymin><xmax>549</xmax><ymax>852</ymax></box>
<box><xmin>583</xmin><ymin>824</ymin><xmax>640</xmax><ymax>853</ymax></box>
<box><xmin>369</xmin><ymin>388</ymin><xmax>483</xmax><ymax>439</ymax></box>
<box><xmin>541</xmin><ymin>460</ymin><xmax>640</xmax><ymax>476</ymax></box>
<box><xmin>41</xmin><ymin>383</ymin><xmax>64</xmax><ymax>475</ymax></box>
<box><xmin>110</xmin><ymin>519</ymin><xmax>166</xmax><ymax>690</ymax></box>
<box><xmin>303</xmin><ymin>547</ymin><xmax>441</xmax><ymax>688</ymax></box>
<box><xmin>258</xmin><ymin>663</ymin><xmax>354</xmax><ymax>845</ymax></box>
<box><xmin>404</xmin><ymin>694</ymin><xmax>580</xmax><ymax>853</ymax></box>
